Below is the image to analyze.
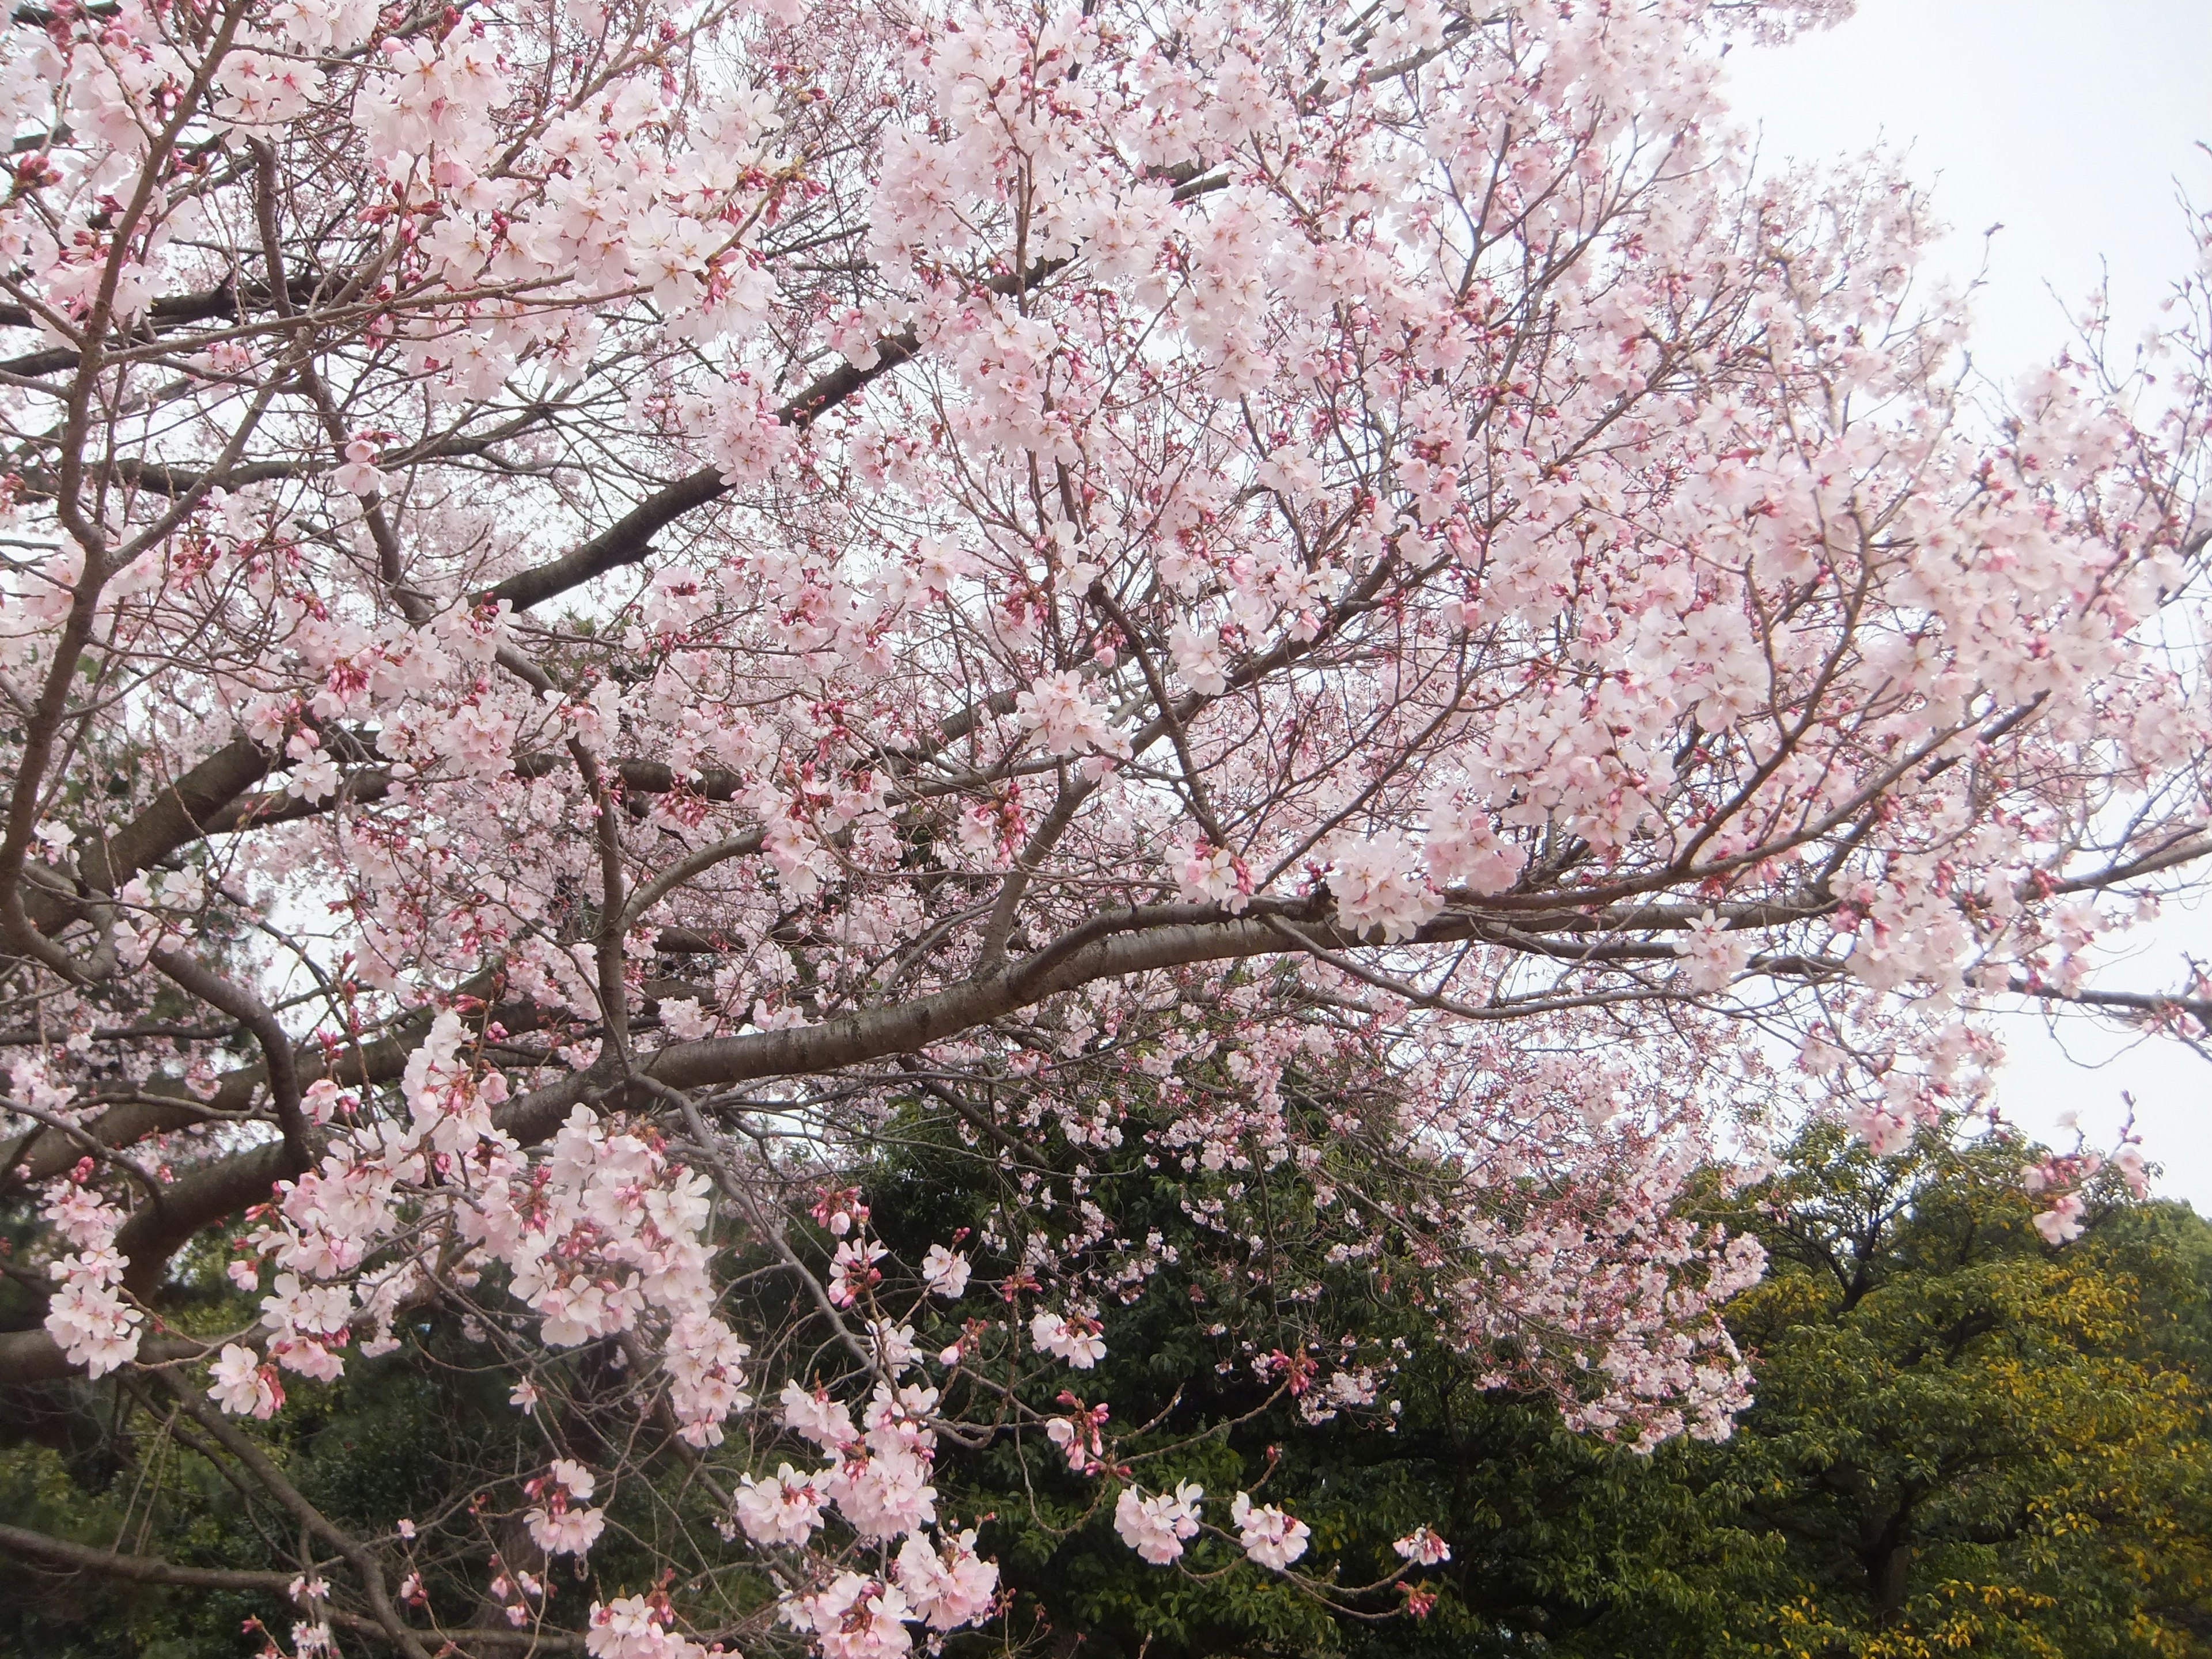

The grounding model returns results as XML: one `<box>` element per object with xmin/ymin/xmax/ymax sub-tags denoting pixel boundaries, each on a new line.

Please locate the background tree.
<box><xmin>16</xmin><ymin>1104</ymin><xmax>2212</xmax><ymax>1659</ymax></box>
<box><xmin>1063</xmin><ymin>1124</ymin><xmax>2212</xmax><ymax>1659</ymax></box>
<box><xmin>1675</xmin><ymin>1127</ymin><xmax>2212</xmax><ymax>1658</ymax></box>
<box><xmin>2</xmin><ymin>0</ymin><xmax>2211</xmax><ymax>1652</ymax></box>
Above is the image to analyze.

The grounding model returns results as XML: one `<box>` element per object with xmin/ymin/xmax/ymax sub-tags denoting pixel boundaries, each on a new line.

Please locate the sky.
<box><xmin>1720</xmin><ymin>1</ymin><xmax>2212</xmax><ymax>1205</ymax></box>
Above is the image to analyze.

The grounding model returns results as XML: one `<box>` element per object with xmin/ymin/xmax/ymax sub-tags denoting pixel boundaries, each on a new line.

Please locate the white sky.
<box><xmin>1721</xmin><ymin>0</ymin><xmax>2212</xmax><ymax>1205</ymax></box>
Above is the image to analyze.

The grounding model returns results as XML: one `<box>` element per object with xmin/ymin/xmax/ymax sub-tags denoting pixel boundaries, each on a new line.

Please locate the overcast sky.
<box><xmin>1721</xmin><ymin>0</ymin><xmax>2212</xmax><ymax>1205</ymax></box>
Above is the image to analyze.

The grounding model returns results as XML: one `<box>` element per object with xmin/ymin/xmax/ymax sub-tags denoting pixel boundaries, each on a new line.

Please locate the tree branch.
<box><xmin>0</xmin><ymin>1521</ymin><xmax>303</xmax><ymax>1591</ymax></box>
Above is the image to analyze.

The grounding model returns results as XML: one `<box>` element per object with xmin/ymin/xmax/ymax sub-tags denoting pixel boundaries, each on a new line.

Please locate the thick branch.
<box><xmin>2</xmin><ymin>979</ymin><xmax>543</xmax><ymax>1188</ymax></box>
<box><xmin>0</xmin><ymin>272</ymin><xmax>328</xmax><ymax>377</ymax></box>
<box><xmin>148</xmin><ymin>947</ymin><xmax>313</xmax><ymax>1171</ymax></box>
<box><xmin>26</xmin><ymin>736</ymin><xmax>273</xmax><ymax>933</ymax></box>
<box><xmin>0</xmin><ymin>1521</ymin><xmax>301</xmax><ymax>1591</ymax></box>
<box><xmin>482</xmin><ymin>332</ymin><xmax>921</xmax><ymax>613</ymax></box>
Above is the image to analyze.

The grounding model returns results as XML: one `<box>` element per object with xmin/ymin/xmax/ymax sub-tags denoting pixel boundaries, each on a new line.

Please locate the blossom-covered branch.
<box><xmin>2</xmin><ymin>0</ymin><xmax>2208</xmax><ymax>1650</ymax></box>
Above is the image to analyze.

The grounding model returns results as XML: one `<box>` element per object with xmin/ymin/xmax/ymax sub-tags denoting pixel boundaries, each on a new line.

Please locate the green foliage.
<box><xmin>1672</xmin><ymin>1126</ymin><xmax>2212</xmax><ymax>1658</ymax></box>
<box><xmin>857</xmin><ymin>1076</ymin><xmax>1427</xmax><ymax>1659</ymax></box>
<box><xmin>894</xmin><ymin>1119</ymin><xmax>2212</xmax><ymax>1659</ymax></box>
<box><xmin>8</xmin><ymin>1115</ymin><xmax>2211</xmax><ymax>1659</ymax></box>
<box><xmin>0</xmin><ymin>1264</ymin><xmax>596</xmax><ymax>1659</ymax></box>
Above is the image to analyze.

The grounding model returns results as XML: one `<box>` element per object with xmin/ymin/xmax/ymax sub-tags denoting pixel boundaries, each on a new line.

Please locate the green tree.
<box><xmin>1679</xmin><ymin>1127</ymin><xmax>2212</xmax><ymax>1658</ymax></box>
<box><xmin>890</xmin><ymin>1119</ymin><xmax>2212</xmax><ymax>1659</ymax></box>
<box><xmin>10</xmin><ymin>1112</ymin><xmax>2211</xmax><ymax>1659</ymax></box>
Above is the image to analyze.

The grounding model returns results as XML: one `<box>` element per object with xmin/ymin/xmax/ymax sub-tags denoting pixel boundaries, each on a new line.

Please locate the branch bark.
<box><xmin>0</xmin><ymin>1521</ymin><xmax>303</xmax><ymax>1591</ymax></box>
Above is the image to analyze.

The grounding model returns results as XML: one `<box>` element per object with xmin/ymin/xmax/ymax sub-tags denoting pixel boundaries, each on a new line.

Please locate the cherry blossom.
<box><xmin>1</xmin><ymin>0</ymin><xmax>2207</xmax><ymax>1650</ymax></box>
<box><xmin>734</xmin><ymin>1465</ymin><xmax>827</xmax><ymax>1548</ymax></box>
<box><xmin>823</xmin><ymin>1446</ymin><xmax>938</xmax><ymax>1542</ymax></box>
<box><xmin>1046</xmin><ymin>1398</ymin><xmax>1112</xmax><ymax>1474</ymax></box>
<box><xmin>1393</xmin><ymin>1527</ymin><xmax>1452</xmax><ymax>1566</ymax></box>
<box><xmin>207</xmin><ymin>1344</ymin><xmax>285</xmax><ymax>1419</ymax></box>
<box><xmin>43</xmin><ymin>1270</ymin><xmax>143</xmax><ymax>1379</ymax></box>
<box><xmin>2033</xmin><ymin>1192</ymin><xmax>2089</xmax><ymax>1246</ymax></box>
<box><xmin>920</xmin><ymin>1244</ymin><xmax>972</xmax><ymax>1299</ymax></box>
<box><xmin>1325</xmin><ymin>834</ymin><xmax>1444</xmax><ymax>945</ymax></box>
<box><xmin>330</xmin><ymin>436</ymin><xmax>385</xmax><ymax>498</ymax></box>
<box><xmin>785</xmin><ymin>1573</ymin><xmax>915</xmax><ymax>1659</ymax></box>
<box><xmin>829</xmin><ymin>1240</ymin><xmax>889</xmax><ymax>1308</ymax></box>
<box><xmin>892</xmin><ymin>1529</ymin><xmax>1000</xmax><ymax>1630</ymax></box>
<box><xmin>41</xmin><ymin>1185</ymin><xmax>142</xmax><ymax>1377</ymax></box>
<box><xmin>525</xmin><ymin>1459</ymin><xmax>608</xmax><ymax>1557</ymax></box>
<box><xmin>1031</xmin><ymin>1309</ymin><xmax>1109</xmax><ymax>1369</ymax></box>
<box><xmin>1229</xmin><ymin>1493</ymin><xmax>1312</xmax><ymax>1571</ymax></box>
<box><xmin>1014</xmin><ymin>672</ymin><xmax>1131</xmax><ymax>760</ymax></box>
<box><xmin>1114</xmin><ymin>1482</ymin><xmax>1205</xmax><ymax>1565</ymax></box>
<box><xmin>1675</xmin><ymin>911</ymin><xmax>1755</xmax><ymax>994</ymax></box>
<box><xmin>588</xmin><ymin>1594</ymin><xmax>707</xmax><ymax>1659</ymax></box>
<box><xmin>783</xmin><ymin>1382</ymin><xmax>858</xmax><ymax>1452</ymax></box>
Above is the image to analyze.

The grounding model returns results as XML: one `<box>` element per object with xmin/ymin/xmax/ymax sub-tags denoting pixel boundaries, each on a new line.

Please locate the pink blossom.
<box><xmin>824</xmin><ymin>1445</ymin><xmax>937</xmax><ymax>1541</ymax></box>
<box><xmin>734</xmin><ymin>1464</ymin><xmax>824</xmax><ymax>1547</ymax></box>
<box><xmin>208</xmin><ymin>1344</ymin><xmax>285</xmax><ymax>1419</ymax></box>
<box><xmin>1168</xmin><ymin>622</ymin><xmax>1230</xmax><ymax>695</ymax></box>
<box><xmin>782</xmin><ymin>1380</ymin><xmax>857</xmax><ymax>1450</ymax></box>
<box><xmin>588</xmin><ymin>1594</ymin><xmax>706</xmax><ymax>1659</ymax></box>
<box><xmin>920</xmin><ymin>1244</ymin><xmax>971</xmax><ymax>1298</ymax></box>
<box><xmin>658</xmin><ymin>997</ymin><xmax>713</xmax><ymax>1040</ymax></box>
<box><xmin>893</xmin><ymin>1528</ymin><xmax>999</xmax><ymax>1630</ymax></box>
<box><xmin>1327</xmin><ymin>833</ymin><xmax>1441</xmax><ymax>942</ymax></box>
<box><xmin>2115</xmin><ymin>1146</ymin><xmax>2151</xmax><ymax>1200</ymax></box>
<box><xmin>1423</xmin><ymin>798</ymin><xmax>1526</xmax><ymax>896</ymax></box>
<box><xmin>43</xmin><ymin>1261</ymin><xmax>142</xmax><ymax>1379</ymax></box>
<box><xmin>1393</xmin><ymin>1526</ymin><xmax>1451</xmax><ymax>1565</ymax></box>
<box><xmin>330</xmin><ymin>436</ymin><xmax>385</xmax><ymax>497</ymax></box>
<box><xmin>1229</xmin><ymin>1493</ymin><xmax>1310</xmax><ymax>1570</ymax></box>
<box><xmin>1675</xmin><ymin>910</ymin><xmax>1752</xmax><ymax>994</ymax></box>
<box><xmin>1031</xmin><ymin>1309</ymin><xmax>1108</xmax><ymax>1369</ymax></box>
<box><xmin>1014</xmin><ymin>672</ymin><xmax>1129</xmax><ymax>759</ymax></box>
<box><xmin>828</xmin><ymin>1238</ymin><xmax>887</xmax><ymax>1307</ymax></box>
<box><xmin>1175</xmin><ymin>839</ymin><xmax>1253</xmax><ymax>912</ymax></box>
<box><xmin>10</xmin><ymin>0</ymin><xmax>2212</xmax><ymax>1642</ymax></box>
<box><xmin>526</xmin><ymin>1459</ymin><xmax>608</xmax><ymax>1556</ymax></box>
<box><xmin>1113</xmin><ymin>1482</ymin><xmax>1203</xmax><ymax>1565</ymax></box>
<box><xmin>2033</xmin><ymin>1192</ymin><xmax>2087</xmax><ymax>1245</ymax></box>
<box><xmin>785</xmin><ymin>1573</ymin><xmax>914</xmax><ymax>1659</ymax></box>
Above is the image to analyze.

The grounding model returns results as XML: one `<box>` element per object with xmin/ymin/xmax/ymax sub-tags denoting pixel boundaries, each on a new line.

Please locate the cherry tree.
<box><xmin>2</xmin><ymin>0</ymin><xmax>2209</xmax><ymax>1651</ymax></box>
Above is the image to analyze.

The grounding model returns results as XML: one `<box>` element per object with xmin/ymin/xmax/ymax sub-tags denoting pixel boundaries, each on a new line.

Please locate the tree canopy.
<box><xmin>2</xmin><ymin>0</ymin><xmax>2210</xmax><ymax>1653</ymax></box>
